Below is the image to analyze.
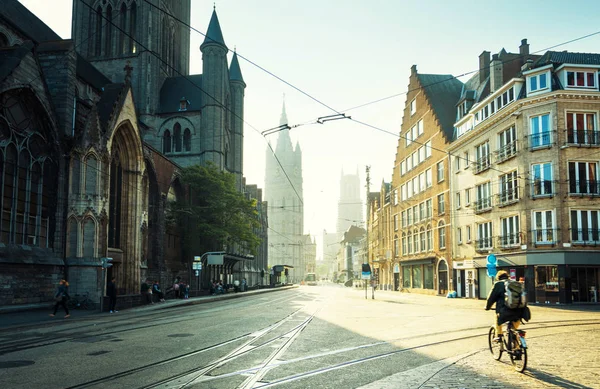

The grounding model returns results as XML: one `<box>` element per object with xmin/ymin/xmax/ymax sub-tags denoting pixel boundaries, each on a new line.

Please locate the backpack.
<box><xmin>504</xmin><ymin>280</ymin><xmax>527</xmax><ymax>309</ymax></box>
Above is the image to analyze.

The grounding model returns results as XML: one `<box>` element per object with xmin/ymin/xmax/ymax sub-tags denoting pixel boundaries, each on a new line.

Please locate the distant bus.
<box><xmin>304</xmin><ymin>273</ymin><xmax>317</xmax><ymax>286</ymax></box>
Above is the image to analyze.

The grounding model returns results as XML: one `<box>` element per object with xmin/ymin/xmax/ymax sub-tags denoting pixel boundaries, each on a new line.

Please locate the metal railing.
<box><xmin>531</xmin><ymin>228</ymin><xmax>559</xmax><ymax>245</ymax></box>
<box><xmin>473</xmin><ymin>155</ymin><xmax>491</xmax><ymax>174</ymax></box>
<box><xmin>498</xmin><ymin>234</ymin><xmax>521</xmax><ymax>248</ymax></box>
<box><xmin>475</xmin><ymin>238</ymin><xmax>493</xmax><ymax>251</ymax></box>
<box><xmin>498</xmin><ymin>187</ymin><xmax>519</xmax><ymax>206</ymax></box>
<box><xmin>531</xmin><ymin>180</ymin><xmax>554</xmax><ymax>197</ymax></box>
<box><xmin>569</xmin><ymin>228</ymin><xmax>600</xmax><ymax>244</ymax></box>
<box><xmin>474</xmin><ymin>197</ymin><xmax>492</xmax><ymax>213</ymax></box>
<box><xmin>529</xmin><ymin>131</ymin><xmax>552</xmax><ymax>149</ymax></box>
<box><xmin>564</xmin><ymin>129</ymin><xmax>600</xmax><ymax>146</ymax></box>
<box><xmin>568</xmin><ymin>180</ymin><xmax>600</xmax><ymax>195</ymax></box>
<box><xmin>495</xmin><ymin>141</ymin><xmax>517</xmax><ymax>163</ymax></box>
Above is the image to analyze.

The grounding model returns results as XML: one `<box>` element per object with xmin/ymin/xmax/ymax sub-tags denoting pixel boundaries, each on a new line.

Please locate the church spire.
<box><xmin>201</xmin><ymin>9</ymin><xmax>227</xmax><ymax>50</ymax></box>
<box><xmin>280</xmin><ymin>96</ymin><xmax>288</xmax><ymax>126</ymax></box>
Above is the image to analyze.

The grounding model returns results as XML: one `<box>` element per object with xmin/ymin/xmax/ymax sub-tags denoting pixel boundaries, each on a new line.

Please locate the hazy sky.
<box><xmin>19</xmin><ymin>0</ymin><xmax>600</xmax><ymax>247</ymax></box>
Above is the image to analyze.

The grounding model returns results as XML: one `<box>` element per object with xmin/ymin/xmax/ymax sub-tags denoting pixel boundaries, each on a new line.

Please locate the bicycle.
<box><xmin>67</xmin><ymin>292</ymin><xmax>97</xmax><ymax>310</ymax></box>
<box><xmin>488</xmin><ymin>321</ymin><xmax>528</xmax><ymax>372</ymax></box>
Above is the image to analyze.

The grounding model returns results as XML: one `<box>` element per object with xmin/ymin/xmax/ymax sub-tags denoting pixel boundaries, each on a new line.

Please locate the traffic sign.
<box><xmin>486</xmin><ymin>263</ymin><xmax>497</xmax><ymax>278</ymax></box>
<box><xmin>486</xmin><ymin>254</ymin><xmax>497</xmax><ymax>265</ymax></box>
<box><xmin>193</xmin><ymin>263</ymin><xmax>202</xmax><ymax>270</ymax></box>
<box><xmin>361</xmin><ymin>271</ymin><xmax>371</xmax><ymax>280</ymax></box>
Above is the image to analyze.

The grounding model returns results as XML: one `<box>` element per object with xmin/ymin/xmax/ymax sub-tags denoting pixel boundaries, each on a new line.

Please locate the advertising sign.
<box><xmin>509</xmin><ymin>268</ymin><xmax>516</xmax><ymax>281</ymax></box>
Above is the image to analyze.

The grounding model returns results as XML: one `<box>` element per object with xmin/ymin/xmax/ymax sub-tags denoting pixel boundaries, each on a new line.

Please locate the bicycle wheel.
<box><xmin>67</xmin><ymin>299</ymin><xmax>78</xmax><ymax>309</ymax></box>
<box><xmin>509</xmin><ymin>334</ymin><xmax>527</xmax><ymax>372</ymax></box>
<box><xmin>488</xmin><ymin>327</ymin><xmax>502</xmax><ymax>360</ymax></box>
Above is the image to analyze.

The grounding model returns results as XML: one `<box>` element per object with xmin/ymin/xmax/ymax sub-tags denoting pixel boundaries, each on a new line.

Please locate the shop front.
<box><xmin>400</xmin><ymin>257</ymin><xmax>436</xmax><ymax>295</ymax></box>
<box><xmin>453</xmin><ymin>260</ymin><xmax>478</xmax><ymax>298</ymax></box>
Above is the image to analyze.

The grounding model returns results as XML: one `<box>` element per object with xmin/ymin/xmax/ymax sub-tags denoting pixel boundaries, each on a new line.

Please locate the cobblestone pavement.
<box><xmin>361</xmin><ymin>327</ymin><xmax>600</xmax><ymax>389</ymax></box>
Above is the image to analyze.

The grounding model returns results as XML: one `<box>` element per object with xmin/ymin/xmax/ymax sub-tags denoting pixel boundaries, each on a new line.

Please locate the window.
<box><xmin>455</xmin><ymin>156</ymin><xmax>461</xmax><ymax>171</ymax></box>
<box><xmin>533</xmin><ymin>210</ymin><xmax>555</xmax><ymax>244</ymax></box>
<box><xmin>400</xmin><ymin>160</ymin><xmax>406</xmax><ymax>176</ymax></box>
<box><xmin>173</xmin><ymin>123</ymin><xmax>182</xmax><ymax>152</ymax></box>
<box><xmin>426</xmin><ymin>224</ymin><xmax>433</xmax><ymax>251</ymax></box>
<box><xmin>466</xmin><ymin>225</ymin><xmax>472</xmax><ymax>243</ymax></box>
<box><xmin>474</xmin><ymin>142</ymin><xmax>490</xmax><ymax>173</ymax></box>
<box><xmin>499</xmin><ymin>171</ymin><xmax>519</xmax><ymax>205</ymax></box>
<box><xmin>413</xmin><ymin>206</ymin><xmax>419</xmax><ymax>224</ymax></box>
<box><xmin>394</xmin><ymin>214</ymin><xmax>398</xmax><ymax>231</ymax></box>
<box><xmin>401</xmin><ymin>233</ymin><xmax>407</xmax><ymax>255</ymax></box>
<box><xmin>566</xmin><ymin>71</ymin><xmax>597</xmax><ymax>88</ymax></box>
<box><xmin>529</xmin><ymin>72</ymin><xmax>548</xmax><ymax>93</ymax></box>
<box><xmin>497</xmin><ymin>126</ymin><xmax>517</xmax><ymax>162</ymax></box>
<box><xmin>403</xmin><ymin>266</ymin><xmax>411</xmax><ymax>287</ymax></box>
<box><xmin>183</xmin><ymin>128</ymin><xmax>192</xmax><ymax>151</ymax></box>
<box><xmin>394</xmin><ymin>189</ymin><xmax>398</xmax><ymax>205</ymax></box>
<box><xmin>464</xmin><ymin>151</ymin><xmax>470</xmax><ymax>169</ymax></box>
<box><xmin>456</xmin><ymin>192</ymin><xmax>461</xmax><ymax>209</ymax></box>
<box><xmin>412</xmin><ymin>265</ymin><xmax>422</xmax><ymax>288</ymax></box>
<box><xmin>457</xmin><ymin>227</ymin><xmax>462</xmax><ymax>244</ymax></box>
<box><xmin>118</xmin><ymin>3</ymin><xmax>127</xmax><ymax>54</ymax></box>
<box><xmin>419</xmin><ymin>202</ymin><xmax>425</xmax><ymax>220</ymax></box>
<box><xmin>407</xmin><ymin>208</ymin><xmax>412</xmax><ymax>226</ymax></box>
<box><xmin>425</xmin><ymin>168</ymin><xmax>432</xmax><ymax>188</ymax></box>
<box><xmin>163</xmin><ymin>130</ymin><xmax>172</xmax><ymax>153</ymax></box>
<box><xmin>405</xmin><ymin>130</ymin><xmax>412</xmax><ymax>147</ymax></box>
<box><xmin>401</xmin><ymin>211</ymin><xmax>406</xmax><ymax>228</ymax></box>
<box><xmin>410</xmin><ymin>99</ymin><xmax>416</xmax><ymax>115</ymax></box>
<box><xmin>500</xmin><ymin>215</ymin><xmax>520</xmax><ymax>247</ymax></box>
<box><xmin>420</xmin><ymin>227</ymin><xmax>426</xmax><ymax>253</ymax></box>
<box><xmin>401</xmin><ymin>184</ymin><xmax>407</xmax><ymax>201</ymax></box>
<box><xmin>394</xmin><ymin>235</ymin><xmax>399</xmax><ymax>257</ymax></box>
<box><xmin>417</xmin><ymin>120</ymin><xmax>424</xmax><ymax>136</ymax></box>
<box><xmin>530</xmin><ymin>114</ymin><xmax>551</xmax><ymax>148</ymax></box>
<box><xmin>407</xmin><ymin>230</ymin><xmax>413</xmax><ymax>253</ymax></box>
<box><xmin>413</xmin><ymin>229</ymin><xmax>419</xmax><ymax>253</ymax></box>
<box><xmin>570</xmin><ymin>210</ymin><xmax>600</xmax><ymax>243</ymax></box>
<box><xmin>425</xmin><ymin>141</ymin><xmax>432</xmax><ymax>159</ymax></box>
<box><xmin>437</xmin><ymin>193</ymin><xmax>445</xmax><ymax>215</ymax></box>
<box><xmin>438</xmin><ymin>221</ymin><xmax>446</xmax><ymax>249</ymax></box>
<box><xmin>465</xmin><ymin>188</ymin><xmax>471</xmax><ymax>206</ymax></box>
<box><xmin>566</xmin><ymin>112</ymin><xmax>598</xmax><ymax>145</ymax></box>
<box><xmin>475</xmin><ymin>182</ymin><xmax>492</xmax><ymax>211</ymax></box>
<box><xmin>437</xmin><ymin>161</ymin><xmax>445</xmax><ymax>183</ymax></box>
<box><xmin>105</xmin><ymin>5</ymin><xmax>113</xmax><ymax>56</ymax></box>
<box><xmin>477</xmin><ymin>221</ymin><xmax>493</xmax><ymax>250</ymax></box>
<box><xmin>419</xmin><ymin>173</ymin><xmax>425</xmax><ymax>192</ymax></box>
<box><xmin>426</xmin><ymin>199</ymin><xmax>432</xmax><ymax>219</ymax></box>
<box><xmin>568</xmin><ymin>161</ymin><xmax>599</xmax><ymax>195</ymax></box>
<box><xmin>532</xmin><ymin>163</ymin><xmax>553</xmax><ymax>197</ymax></box>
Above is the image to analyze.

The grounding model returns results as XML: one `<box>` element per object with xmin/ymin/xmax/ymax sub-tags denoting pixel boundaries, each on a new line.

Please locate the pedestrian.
<box><xmin>141</xmin><ymin>279</ymin><xmax>153</xmax><ymax>304</ymax></box>
<box><xmin>153</xmin><ymin>281</ymin><xmax>165</xmax><ymax>302</ymax></box>
<box><xmin>107</xmin><ymin>277</ymin><xmax>118</xmax><ymax>313</ymax></box>
<box><xmin>173</xmin><ymin>278</ymin><xmax>180</xmax><ymax>299</ymax></box>
<box><xmin>184</xmin><ymin>283</ymin><xmax>189</xmax><ymax>299</ymax></box>
<box><xmin>242</xmin><ymin>278</ymin><xmax>247</xmax><ymax>292</ymax></box>
<box><xmin>179</xmin><ymin>280</ymin><xmax>186</xmax><ymax>298</ymax></box>
<box><xmin>50</xmin><ymin>279</ymin><xmax>70</xmax><ymax>318</ymax></box>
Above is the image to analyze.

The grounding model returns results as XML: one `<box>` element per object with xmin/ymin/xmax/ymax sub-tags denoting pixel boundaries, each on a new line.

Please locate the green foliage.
<box><xmin>169</xmin><ymin>163</ymin><xmax>261</xmax><ymax>257</ymax></box>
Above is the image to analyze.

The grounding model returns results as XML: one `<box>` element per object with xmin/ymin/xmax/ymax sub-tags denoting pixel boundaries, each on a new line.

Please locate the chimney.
<box><xmin>411</xmin><ymin>64</ymin><xmax>417</xmax><ymax>76</ymax></box>
<box><xmin>479</xmin><ymin>51</ymin><xmax>490</xmax><ymax>83</ymax></box>
<box><xmin>519</xmin><ymin>38</ymin><xmax>530</xmax><ymax>57</ymax></box>
<box><xmin>490</xmin><ymin>54</ymin><xmax>503</xmax><ymax>92</ymax></box>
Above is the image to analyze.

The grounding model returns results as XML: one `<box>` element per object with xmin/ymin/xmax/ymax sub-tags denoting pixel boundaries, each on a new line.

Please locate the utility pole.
<box><xmin>365</xmin><ymin>165</ymin><xmax>373</xmax><ymax>299</ymax></box>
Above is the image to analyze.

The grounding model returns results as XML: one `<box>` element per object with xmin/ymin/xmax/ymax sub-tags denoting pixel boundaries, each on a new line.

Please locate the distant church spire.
<box><xmin>280</xmin><ymin>95</ymin><xmax>287</xmax><ymax>126</ymax></box>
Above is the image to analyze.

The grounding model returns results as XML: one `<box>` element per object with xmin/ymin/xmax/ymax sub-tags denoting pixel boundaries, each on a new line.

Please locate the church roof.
<box><xmin>0</xmin><ymin>41</ymin><xmax>33</xmax><ymax>84</ymax></box>
<box><xmin>229</xmin><ymin>52</ymin><xmax>244</xmax><ymax>84</ymax></box>
<box><xmin>97</xmin><ymin>83</ymin><xmax>126</xmax><ymax>129</ymax></box>
<box><xmin>76</xmin><ymin>54</ymin><xmax>111</xmax><ymax>90</ymax></box>
<box><xmin>202</xmin><ymin>10</ymin><xmax>227</xmax><ymax>49</ymax></box>
<box><xmin>159</xmin><ymin>75</ymin><xmax>203</xmax><ymax>113</ymax></box>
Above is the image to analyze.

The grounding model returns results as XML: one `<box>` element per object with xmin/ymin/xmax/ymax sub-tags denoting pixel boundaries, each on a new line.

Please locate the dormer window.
<box><xmin>179</xmin><ymin>97</ymin><xmax>189</xmax><ymax>111</ymax></box>
<box><xmin>566</xmin><ymin>71</ymin><xmax>596</xmax><ymax>88</ymax></box>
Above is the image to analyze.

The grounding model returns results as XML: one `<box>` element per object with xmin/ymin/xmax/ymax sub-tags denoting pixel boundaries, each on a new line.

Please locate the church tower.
<box><xmin>265</xmin><ymin>102</ymin><xmax>305</xmax><ymax>283</ymax></box>
<box><xmin>337</xmin><ymin>170</ymin><xmax>363</xmax><ymax>240</ymax></box>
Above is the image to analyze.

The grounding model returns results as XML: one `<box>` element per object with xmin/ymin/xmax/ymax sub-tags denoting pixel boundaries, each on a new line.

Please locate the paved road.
<box><xmin>0</xmin><ymin>283</ymin><xmax>598</xmax><ymax>389</ymax></box>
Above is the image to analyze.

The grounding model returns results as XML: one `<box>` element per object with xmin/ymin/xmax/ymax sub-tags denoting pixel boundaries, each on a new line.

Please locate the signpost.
<box><xmin>100</xmin><ymin>257</ymin><xmax>113</xmax><ymax>313</ymax></box>
<box><xmin>486</xmin><ymin>254</ymin><xmax>497</xmax><ymax>287</ymax></box>
<box><xmin>361</xmin><ymin>263</ymin><xmax>371</xmax><ymax>300</ymax></box>
<box><xmin>193</xmin><ymin>256</ymin><xmax>203</xmax><ymax>292</ymax></box>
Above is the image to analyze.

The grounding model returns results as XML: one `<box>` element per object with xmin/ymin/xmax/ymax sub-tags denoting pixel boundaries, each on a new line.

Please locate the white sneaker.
<box><xmin>110</xmin><ymin>310</ymin><xmax>113</xmax><ymax>313</ymax></box>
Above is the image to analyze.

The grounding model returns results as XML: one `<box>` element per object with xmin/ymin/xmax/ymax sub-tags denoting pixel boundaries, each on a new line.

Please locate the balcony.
<box><xmin>568</xmin><ymin>180</ymin><xmax>600</xmax><ymax>196</ymax></box>
<box><xmin>531</xmin><ymin>180</ymin><xmax>554</xmax><ymax>198</ymax></box>
<box><xmin>495</xmin><ymin>141</ymin><xmax>517</xmax><ymax>164</ymax></box>
<box><xmin>473</xmin><ymin>155</ymin><xmax>491</xmax><ymax>174</ymax></box>
<box><xmin>564</xmin><ymin>129</ymin><xmax>600</xmax><ymax>147</ymax></box>
<box><xmin>498</xmin><ymin>234</ymin><xmax>521</xmax><ymax>248</ymax></box>
<box><xmin>474</xmin><ymin>197</ymin><xmax>492</xmax><ymax>213</ymax></box>
<box><xmin>569</xmin><ymin>228</ymin><xmax>600</xmax><ymax>245</ymax></box>
<box><xmin>531</xmin><ymin>228</ymin><xmax>559</xmax><ymax>246</ymax></box>
<box><xmin>475</xmin><ymin>237</ymin><xmax>493</xmax><ymax>251</ymax></box>
<box><xmin>528</xmin><ymin>131</ymin><xmax>552</xmax><ymax>150</ymax></box>
<box><xmin>497</xmin><ymin>187</ymin><xmax>519</xmax><ymax>207</ymax></box>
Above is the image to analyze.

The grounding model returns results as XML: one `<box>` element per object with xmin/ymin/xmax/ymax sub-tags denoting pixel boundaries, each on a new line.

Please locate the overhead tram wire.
<box><xmin>77</xmin><ymin>0</ymin><xmax>304</xmax><ymax>207</ymax></box>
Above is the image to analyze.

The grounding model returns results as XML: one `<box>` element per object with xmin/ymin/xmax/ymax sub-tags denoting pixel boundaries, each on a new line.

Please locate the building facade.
<box><xmin>450</xmin><ymin>41</ymin><xmax>600</xmax><ymax>304</ymax></box>
<box><xmin>336</xmin><ymin>170</ymin><xmax>363</xmax><ymax>240</ymax></box>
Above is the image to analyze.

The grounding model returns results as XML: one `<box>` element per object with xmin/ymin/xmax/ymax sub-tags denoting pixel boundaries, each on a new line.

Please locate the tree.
<box><xmin>170</xmin><ymin>163</ymin><xmax>261</xmax><ymax>257</ymax></box>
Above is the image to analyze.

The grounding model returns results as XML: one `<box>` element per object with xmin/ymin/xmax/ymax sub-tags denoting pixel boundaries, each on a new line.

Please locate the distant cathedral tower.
<box><xmin>265</xmin><ymin>102</ymin><xmax>305</xmax><ymax>283</ymax></box>
<box><xmin>71</xmin><ymin>2</ymin><xmax>245</xmax><ymax>188</ymax></box>
<box><xmin>337</xmin><ymin>170</ymin><xmax>363</xmax><ymax>239</ymax></box>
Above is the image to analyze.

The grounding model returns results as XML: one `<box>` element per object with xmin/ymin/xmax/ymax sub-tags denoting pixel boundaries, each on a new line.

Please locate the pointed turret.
<box><xmin>280</xmin><ymin>99</ymin><xmax>288</xmax><ymax>126</ymax></box>
<box><xmin>201</xmin><ymin>9</ymin><xmax>227</xmax><ymax>50</ymax></box>
<box><xmin>229</xmin><ymin>52</ymin><xmax>245</xmax><ymax>86</ymax></box>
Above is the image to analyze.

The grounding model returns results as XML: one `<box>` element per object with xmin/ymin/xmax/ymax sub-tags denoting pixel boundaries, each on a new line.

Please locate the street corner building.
<box><xmin>0</xmin><ymin>0</ymin><xmax>264</xmax><ymax>308</ymax></box>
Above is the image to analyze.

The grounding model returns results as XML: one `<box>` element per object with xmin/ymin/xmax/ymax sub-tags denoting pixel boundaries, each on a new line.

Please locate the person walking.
<box><xmin>107</xmin><ymin>277</ymin><xmax>118</xmax><ymax>313</ymax></box>
<box><xmin>50</xmin><ymin>279</ymin><xmax>70</xmax><ymax>318</ymax></box>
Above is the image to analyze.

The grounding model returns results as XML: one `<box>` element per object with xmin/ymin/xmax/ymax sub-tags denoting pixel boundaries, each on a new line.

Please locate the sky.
<box><xmin>19</xmin><ymin>0</ymin><xmax>600</xmax><ymax>258</ymax></box>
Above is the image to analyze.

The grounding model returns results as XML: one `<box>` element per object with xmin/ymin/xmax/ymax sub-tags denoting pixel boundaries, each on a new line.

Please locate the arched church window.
<box><xmin>183</xmin><ymin>128</ymin><xmax>191</xmax><ymax>152</ymax></box>
<box><xmin>0</xmin><ymin>89</ymin><xmax>58</xmax><ymax>247</ymax></box>
<box><xmin>108</xmin><ymin>152</ymin><xmax>122</xmax><ymax>248</ymax></box>
<box><xmin>129</xmin><ymin>1</ymin><xmax>137</xmax><ymax>53</ymax></box>
<box><xmin>85</xmin><ymin>155</ymin><xmax>98</xmax><ymax>196</ymax></box>
<box><xmin>163</xmin><ymin>130</ymin><xmax>171</xmax><ymax>153</ymax></box>
<box><xmin>0</xmin><ymin>33</ymin><xmax>8</xmax><ymax>48</ymax></box>
<box><xmin>119</xmin><ymin>3</ymin><xmax>127</xmax><ymax>54</ymax></box>
<box><xmin>82</xmin><ymin>218</ymin><xmax>96</xmax><ymax>257</ymax></box>
<box><xmin>67</xmin><ymin>218</ymin><xmax>78</xmax><ymax>257</ymax></box>
<box><xmin>95</xmin><ymin>6</ymin><xmax>103</xmax><ymax>57</ymax></box>
<box><xmin>105</xmin><ymin>5</ymin><xmax>113</xmax><ymax>56</ymax></box>
<box><xmin>224</xmin><ymin>144</ymin><xmax>229</xmax><ymax>167</ymax></box>
<box><xmin>161</xmin><ymin>17</ymin><xmax>168</xmax><ymax>65</ymax></box>
<box><xmin>173</xmin><ymin>123</ymin><xmax>181</xmax><ymax>152</ymax></box>
<box><xmin>71</xmin><ymin>156</ymin><xmax>81</xmax><ymax>195</ymax></box>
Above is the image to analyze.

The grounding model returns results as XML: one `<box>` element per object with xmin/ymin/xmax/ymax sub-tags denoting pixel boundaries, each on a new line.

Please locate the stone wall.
<box><xmin>0</xmin><ymin>263</ymin><xmax>65</xmax><ymax>305</ymax></box>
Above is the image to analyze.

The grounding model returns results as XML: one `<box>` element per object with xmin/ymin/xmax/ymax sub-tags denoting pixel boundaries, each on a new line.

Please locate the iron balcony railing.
<box><xmin>498</xmin><ymin>234</ymin><xmax>521</xmax><ymax>248</ymax></box>
<box><xmin>529</xmin><ymin>131</ymin><xmax>552</xmax><ymax>149</ymax></box>
<box><xmin>474</xmin><ymin>197</ymin><xmax>492</xmax><ymax>213</ymax></box>
<box><xmin>564</xmin><ymin>129</ymin><xmax>600</xmax><ymax>146</ymax></box>
<box><xmin>569</xmin><ymin>228</ymin><xmax>600</xmax><ymax>244</ymax></box>
<box><xmin>475</xmin><ymin>237</ymin><xmax>493</xmax><ymax>251</ymax></box>
<box><xmin>531</xmin><ymin>179</ymin><xmax>554</xmax><ymax>197</ymax></box>
<box><xmin>531</xmin><ymin>228</ymin><xmax>559</xmax><ymax>245</ymax></box>
<box><xmin>568</xmin><ymin>180</ymin><xmax>600</xmax><ymax>196</ymax></box>
<box><xmin>495</xmin><ymin>141</ymin><xmax>517</xmax><ymax>164</ymax></box>
<box><xmin>498</xmin><ymin>187</ymin><xmax>519</xmax><ymax>206</ymax></box>
<box><xmin>473</xmin><ymin>155</ymin><xmax>491</xmax><ymax>174</ymax></box>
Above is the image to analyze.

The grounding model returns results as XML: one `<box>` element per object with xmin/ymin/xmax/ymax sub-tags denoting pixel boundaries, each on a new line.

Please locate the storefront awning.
<box><xmin>400</xmin><ymin>258</ymin><xmax>435</xmax><ymax>266</ymax></box>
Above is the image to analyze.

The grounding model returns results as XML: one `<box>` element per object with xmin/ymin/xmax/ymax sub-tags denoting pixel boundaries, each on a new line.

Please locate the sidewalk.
<box><xmin>0</xmin><ymin>285</ymin><xmax>298</xmax><ymax>331</ymax></box>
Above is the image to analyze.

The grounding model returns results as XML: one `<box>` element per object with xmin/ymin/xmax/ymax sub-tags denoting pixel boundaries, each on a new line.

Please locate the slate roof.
<box><xmin>229</xmin><ymin>52</ymin><xmax>244</xmax><ymax>83</ymax></box>
<box><xmin>202</xmin><ymin>10</ymin><xmax>227</xmax><ymax>49</ymax></box>
<box><xmin>0</xmin><ymin>0</ymin><xmax>61</xmax><ymax>43</ymax></box>
<box><xmin>97</xmin><ymin>83</ymin><xmax>125</xmax><ymax>129</ymax></box>
<box><xmin>76</xmin><ymin>54</ymin><xmax>111</xmax><ymax>90</ymax></box>
<box><xmin>0</xmin><ymin>41</ymin><xmax>33</xmax><ymax>83</ymax></box>
<box><xmin>417</xmin><ymin>73</ymin><xmax>464</xmax><ymax>141</ymax></box>
<box><xmin>159</xmin><ymin>74</ymin><xmax>203</xmax><ymax>113</ymax></box>
<box><xmin>536</xmin><ymin>51</ymin><xmax>600</xmax><ymax>67</ymax></box>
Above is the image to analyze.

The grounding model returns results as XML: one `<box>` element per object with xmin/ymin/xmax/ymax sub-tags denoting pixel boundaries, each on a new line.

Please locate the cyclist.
<box><xmin>485</xmin><ymin>270</ymin><xmax>522</xmax><ymax>342</ymax></box>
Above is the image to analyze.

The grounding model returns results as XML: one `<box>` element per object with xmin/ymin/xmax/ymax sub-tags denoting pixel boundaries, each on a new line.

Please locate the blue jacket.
<box><xmin>56</xmin><ymin>285</ymin><xmax>69</xmax><ymax>299</ymax></box>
